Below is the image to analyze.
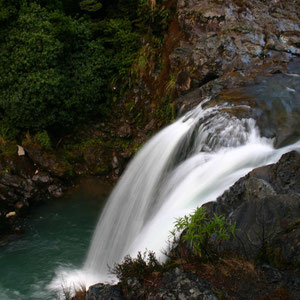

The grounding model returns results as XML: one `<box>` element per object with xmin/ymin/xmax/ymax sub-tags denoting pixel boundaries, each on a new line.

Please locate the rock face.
<box><xmin>86</xmin><ymin>283</ymin><xmax>125</xmax><ymax>300</ymax></box>
<box><xmin>0</xmin><ymin>149</ymin><xmax>63</xmax><ymax>241</ymax></box>
<box><xmin>124</xmin><ymin>268</ymin><xmax>217</xmax><ymax>300</ymax></box>
<box><xmin>24</xmin><ymin>144</ymin><xmax>69</xmax><ymax>178</ymax></box>
<box><xmin>117</xmin><ymin>124</ymin><xmax>132</xmax><ymax>139</ymax></box>
<box><xmin>170</xmin><ymin>0</ymin><xmax>300</xmax><ymax>147</ymax></box>
<box><xmin>86</xmin><ymin>268</ymin><xmax>217</xmax><ymax>300</ymax></box>
<box><xmin>204</xmin><ymin>150</ymin><xmax>300</xmax><ymax>267</ymax></box>
<box><xmin>174</xmin><ymin>0</ymin><xmax>299</xmax><ymax>83</ymax></box>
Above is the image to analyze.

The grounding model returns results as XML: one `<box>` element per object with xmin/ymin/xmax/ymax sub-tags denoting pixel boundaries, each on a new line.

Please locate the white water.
<box><xmin>48</xmin><ymin>99</ymin><xmax>300</xmax><ymax>293</ymax></box>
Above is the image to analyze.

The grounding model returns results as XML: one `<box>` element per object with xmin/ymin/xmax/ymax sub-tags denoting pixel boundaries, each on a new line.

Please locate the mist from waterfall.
<box><xmin>48</xmin><ymin>99</ymin><xmax>300</xmax><ymax>292</ymax></box>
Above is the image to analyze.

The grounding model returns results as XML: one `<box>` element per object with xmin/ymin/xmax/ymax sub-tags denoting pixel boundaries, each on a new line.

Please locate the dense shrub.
<box><xmin>137</xmin><ymin>0</ymin><xmax>171</xmax><ymax>37</ymax></box>
<box><xmin>36</xmin><ymin>130</ymin><xmax>51</xmax><ymax>149</ymax></box>
<box><xmin>0</xmin><ymin>0</ymin><xmax>171</xmax><ymax>137</ymax></box>
<box><xmin>0</xmin><ymin>2</ymin><xmax>109</xmax><ymax>134</ymax></box>
<box><xmin>111</xmin><ymin>251</ymin><xmax>162</xmax><ymax>283</ymax></box>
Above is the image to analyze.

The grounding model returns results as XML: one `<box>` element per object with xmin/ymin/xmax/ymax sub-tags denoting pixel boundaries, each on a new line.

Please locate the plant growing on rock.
<box><xmin>166</xmin><ymin>73</ymin><xmax>177</xmax><ymax>94</ymax></box>
<box><xmin>171</xmin><ymin>207</ymin><xmax>236</xmax><ymax>260</ymax></box>
<box><xmin>111</xmin><ymin>250</ymin><xmax>162</xmax><ymax>283</ymax></box>
<box><xmin>36</xmin><ymin>130</ymin><xmax>52</xmax><ymax>150</ymax></box>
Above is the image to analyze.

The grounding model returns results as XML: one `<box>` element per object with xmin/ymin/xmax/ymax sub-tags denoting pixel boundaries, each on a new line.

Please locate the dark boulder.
<box><xmin>23</xmin><ymin>144</ymin><xmax>68</xmax><ymax>177</ymax></box>
<box><xmin>125</xmin><ymin>267</ymin><xmax>217</xmax><ymax>300</ymax></box>
<box><xmin>117</xmin><ymin>124</ymin><xmax>132</xmax><ymax>139</ymax></box>
<box><xmin>204</xmin><ymin>150</ymin><xmax>300</xmax><ymax>267</ymax></box>
<box><xmin>86</xmin><ymin>283</ymin><xmax>124</xmax><ymax>300</ymax></box>
<box><xmin>0</xmin><ymin>147</ymin><xmax>64</xmax><ymax>240</ymax></box>
<box><xmin>86</xmin><ymin>268</ymin><xmax>218</xmax><ymax>300</ymax></box>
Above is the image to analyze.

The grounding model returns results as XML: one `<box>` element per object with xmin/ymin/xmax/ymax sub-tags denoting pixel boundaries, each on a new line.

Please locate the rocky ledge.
<box><xmin>0</xmin><ymin>145</ymin><xmax>64</xmax><ymax>242</ymax></box>
<box><xmin>205</xmin><ymin>150</ymin><xmax>300</xmax><ymax>268</ymax></box>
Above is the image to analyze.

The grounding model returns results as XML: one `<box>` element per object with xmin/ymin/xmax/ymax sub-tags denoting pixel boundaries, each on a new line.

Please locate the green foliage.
<box><xmin>80</xmin><ymin>0</ymin><xmax>102</xmax><ymax>12</ymax></box>
<box><xmin>0</xmin><ymin>127</ymin><xmax>16</xmax><ymax>161</ymax></box>
<box><xmin>137</xmin><ymin>0</ymin><xmax>171</xmax><ymax>37</ymax></box>
<box><xmin>0</xmin><ymin>0</ymin><xmax>173</xmax><ymax>137</ymax></box>
<box><xmin>0</xmin><ymin>0</ymin><xmax>18</xmax><ymax>24</ymax></box>
<box><xmin>0</xmin><ymin>121</ymin><xmax>19</xmax><ymax>141</ymax></box>
<box><xmin>172</xmin><ymin>207</ymin><xmax>236</xmax><ymax>260</ymax></box>
<box><xmin>0</xmin><ymin>122</ymin><xmax>10</xmax><ymax>141</ymax></box>
<box><xmin>96</xmin><ymin>18</ymin><xmax>140</xmax><ymax>77</ymax></box>
<box><xmin>0</xmin><ymin>2</ymin><xmax>108</xmax><ymax>134</ymax></box>
<box><xmin>166</xmin><ymin>73</ymin><xmax>177</xmax><ymax>94</ymax></box>
<box><xmin>36</xmin><ymin>130</ymin><xmax>51</xmax><ymax>150</ymax></box>
<box><xmin>155</xmin><ymin>96</ymin><xmax>175</xmax><ymax>125</ymax></box>
<box><xmin>111</xmin><ymin>251</ymin><xmax>162</xmax><ymax>283</ymax></box>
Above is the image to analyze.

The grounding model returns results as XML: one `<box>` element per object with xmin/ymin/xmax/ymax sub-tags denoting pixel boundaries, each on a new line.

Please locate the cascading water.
<box><xmin>49</xmin><ymin>98</ymin><xmax>300</xmax><ymax>292</ymax></box>
<box><xmin>83</xmin><ymin>99</ymin><xmax>229</xmax><ymax>273</ymax></box>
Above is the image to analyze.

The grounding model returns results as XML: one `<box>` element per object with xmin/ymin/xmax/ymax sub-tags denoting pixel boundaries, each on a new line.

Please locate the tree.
<box><xmin>0</xmin><ymin>2</ymin><xmax>108</xmax><ymax>134</ymax></box>
<box><xmin>80</xmin><ymin>0</ymin><xmax>102</xmax><ymax>12</ymax></box>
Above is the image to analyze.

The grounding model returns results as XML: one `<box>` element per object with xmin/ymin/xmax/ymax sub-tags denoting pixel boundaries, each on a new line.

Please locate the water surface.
<box><xmin>0</xmin><ymin>180</ymin><xmax>108</xmax><ymax>299</ymax></box>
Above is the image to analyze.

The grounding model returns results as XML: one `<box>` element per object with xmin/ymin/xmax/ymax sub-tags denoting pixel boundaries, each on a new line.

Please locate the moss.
<box><xmin>0</xmin><ymin>140</ymin><xmax>16</xmax><ymax>159</ymax></box>
<box><xmin>94</xmin><ymin>164</ymin><xmax>110</xmax><ymax>175</ymax></box>
<box><xmin>212</xmin><ymin>288</ymin><xmax>225</xmax><ymax>299</ymax></box>
<box><xmin>0</xmin><ymin>166</ymin><xmax>10</xmax><ymax>177</ymax></box>
<box><xmin>0</xmin><ymin>138</ymin><xmax>16</xmax><ymax>177</ymax></box>
<box><xmin>62</xmin><ymin>160</ymin><xmax>74</xmax><ymax>178</ymax></box>
<box><xmin>256</xmin><ymin>220</ymin><xmax>300</xmax><ymax>269</ymax></box>
<box><xmin>154</xmin><ymin>96</ymin><xmax>176</xmax><ymax>126</ymax></box>
<box><xmin>166</xmin><ymin>73</ymin><xmax>177</xmax><ymax>95</ymax></box>
<box><xmin>35</xmin><ymin>131</ymin><xmax>52</xmax><ymax>150</ymax></box>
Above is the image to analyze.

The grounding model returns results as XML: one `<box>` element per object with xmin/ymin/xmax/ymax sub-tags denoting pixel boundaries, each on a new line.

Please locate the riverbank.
<box><xmin>0</xmin><ymin>181</ymin><xmax>110</xmax><ymax>300</ymax></box>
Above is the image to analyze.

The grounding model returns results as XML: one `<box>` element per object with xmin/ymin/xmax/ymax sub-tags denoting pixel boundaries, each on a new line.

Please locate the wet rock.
<box><xmin>176</xmin><ymin>70</ymin><xmax>191</xmax><ymax>93</ymax></box>
<box><xmin>15</xmin><ymin>200</ymin><xmax>29</xmax><ymax>217</ymax></box>
<box><xmin>112</xmin><ymin>154</ymin><xmax>119</xmax><ymax>169</ymax></box>
<box><xmin>86</xmin><ymin>283</ymin><xmax>124</xmax><ymax>300</ymax></box>
<box><xmin>17</xmin><ymin>145</ymin><xmax>25</xmax><ymax>156</ymax></box>
<box><xmin>261</xmin><ymin>264</ymin><xmax>283</xmax><ymax>284</ymax></box>
<box><xmin>48</xmin><ymin>185</ymin><xmax>63</xmax><ymax>198</ymax></box>
<box><xmin>144</xmin><ymin>119</ymin><xmax>156</xmax><ymax>133</ymax></box>
<box><xmin>32</xmin><ymin>172</ymin><xmax>53</xmax><ymax>184</ymax></box>
<box><xmin>268</xmin><ymin>220</ymin><xmax>300</xmax><ymax>268</ymax></box>
<box><xmin>124</xmin><ymin>268</ymin><xmax>217</xmax><ymax>300</ymax></box>
<box><xmin>10</xmin><ymin>155</ymin><xmax>36</xmax><ymax>179</ymax></box>
<box><xmin>5</xmin><ymin>211</ymin><xmax>16</xmax><ymax>218</ymax></box>
<box><xmin>0</xmin><ymin>151</ymin><xmax>64</xmax><ymax>239</ymax></box>
<box><xmin>24</xmin><ymin>144</ymin><xmax>68</xmax><ymax>177</ymax></box>
<box><xmin>166</xmin><ymin>0</ymin><xmax>300</xmax><ymax>144</ymax></box>
<box><xmin>120</xmin><ymin>151</ymin><xmax>132</xmax><ymax>160</ymax></box>
<box><xmin>0</xmin><ymin>173</ymin><xmax>25</xmax><ymax>189</ymax></box>
<box><xmin>204</xmin><ymin>150</ymin><xmax>300</xmax><ymax>266</ymax></box>
<box><xmin>117</xmin><ymin>124</ymin><xmax>132</xmax><ymax>138</ymax></box>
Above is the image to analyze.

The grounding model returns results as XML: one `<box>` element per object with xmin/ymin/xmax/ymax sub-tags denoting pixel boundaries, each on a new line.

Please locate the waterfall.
<box><xmin>48</xmin><ymin>99</ymin><xmax>300</xmax><ymax>291</ymax></box>
<box><xmin>83</xmin><ymin>98</ymin><xmax>300</xmax><ymax>276</ymax></box>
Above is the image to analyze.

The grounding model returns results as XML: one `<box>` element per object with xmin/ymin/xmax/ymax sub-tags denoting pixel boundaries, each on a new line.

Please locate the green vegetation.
<box><xmin>111</xmin><ymin>250</ymin><xmax>162</xmax><ymax>283</ymax></box>
<box><xmin>166</xmin><ymin>73</ymin><xmax>177</xmax><ymax>95</ymax></box>
<box><xmin>111</xmin><ymin>209</ymin><xmax>236</xmax><ymax>285</ymax></box>
<box><xmin>0</xmin><ymin>0</ymin><xmax>172</xmax><ymax>139</ymax></box>
<box><xmin>172</xmin><ymin>207</ymin><xmax>236</xmax><ymax>260</ymax></box>
<box><xmin>36</xmin><ymin>130</ymin><xmax>52</xmax><ymax>150</ymax></box>
<box><xmin>0</xmin><ymin>1</ymin><xmax>108</xmax><ymax>134</ymax></box>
